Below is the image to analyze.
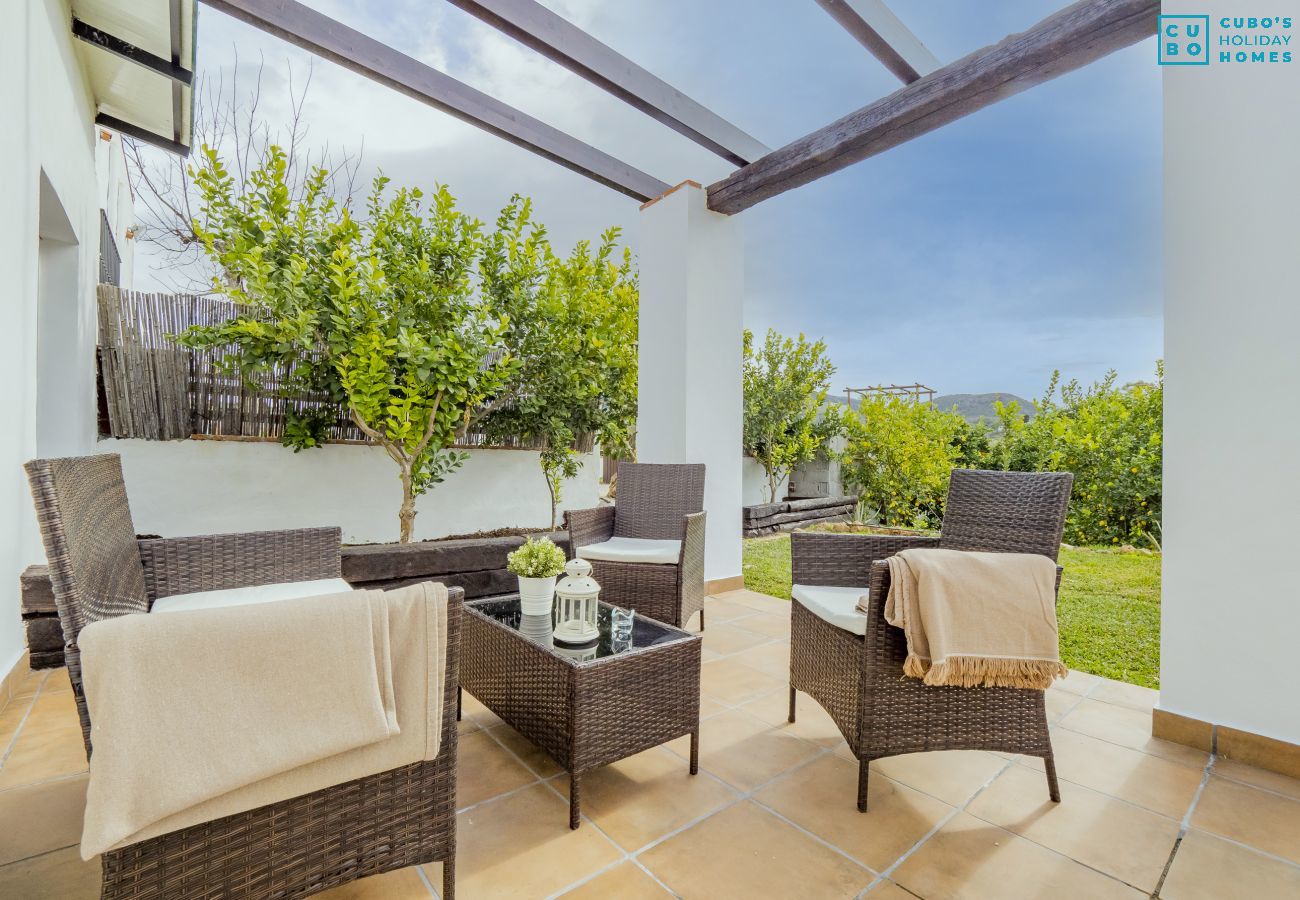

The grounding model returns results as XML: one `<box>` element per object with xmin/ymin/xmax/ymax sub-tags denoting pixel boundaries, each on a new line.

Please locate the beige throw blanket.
<box><xmin>879</xmin><ymin>549</ymin><xmax>1066</xmax><ymax>689</ymax></box>
<box><xmin>78</xmin><ymin>581</ymin><xmax>447</xmax><ymax>857</ymax></box>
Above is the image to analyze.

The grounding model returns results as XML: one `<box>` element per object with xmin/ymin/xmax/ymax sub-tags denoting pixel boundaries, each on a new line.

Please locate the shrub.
<box><xmin>834</xmin><ymin>362</ymin><xmax>1163</xmax><ymax>547</ymax></box>
<box><xmin>507</xmin><ymin>536</ymin><xmax>567</xmax><ymax>578</ymax></box>
<box><xmin>838</xmin><ymin>397</ymin><xmax>965</xmax><ymax>528</ymax></box>
<box><xmin>993</xmin><ymin>365</ymin><xmax>1163</xmax><ymax>547</ymax></box>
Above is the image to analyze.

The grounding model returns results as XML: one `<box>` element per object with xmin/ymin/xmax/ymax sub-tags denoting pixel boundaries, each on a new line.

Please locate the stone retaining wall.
<box><xmin>742</xmin><ymin>495</ymin><xmax>856</xmax><ymax>537</ymax></box>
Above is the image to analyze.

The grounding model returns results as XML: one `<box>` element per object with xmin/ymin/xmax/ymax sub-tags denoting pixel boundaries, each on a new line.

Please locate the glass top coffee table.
<box><xmin>460</xmin><ymin>595</ymin><xmax>702</xmax><ymax>829</ymax></box>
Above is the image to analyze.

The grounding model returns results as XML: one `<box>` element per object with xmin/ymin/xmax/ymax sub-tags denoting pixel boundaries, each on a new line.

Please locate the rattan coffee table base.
<box><xmin>460</xmin><ymin>597</ymin><xmax>703</xmax><ymax>829</ymax></box>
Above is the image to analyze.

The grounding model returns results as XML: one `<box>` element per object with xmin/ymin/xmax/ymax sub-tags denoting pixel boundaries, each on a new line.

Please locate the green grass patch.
<box><xmin>741</xmin><ymin>535</ymin><xmax>1161</xmax><ymax>688</ymax></box>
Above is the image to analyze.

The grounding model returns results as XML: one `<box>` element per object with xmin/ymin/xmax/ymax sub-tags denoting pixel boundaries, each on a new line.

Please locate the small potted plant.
<box><xmin>507</xmin><ymin>536</ymin><xmax>567</xmax><ymax>615</ymax></box>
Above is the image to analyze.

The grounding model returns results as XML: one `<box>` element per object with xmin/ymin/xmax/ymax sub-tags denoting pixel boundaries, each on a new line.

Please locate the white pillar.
<box><xmin>638</xmin><ymin>182</ymin><xmax>743</xmax><ymax>588</ymax></box>
<box><xmin>1161</xmin><ymin>0</ymin><xmax>1300</xmax><ymax>747</ymax></box>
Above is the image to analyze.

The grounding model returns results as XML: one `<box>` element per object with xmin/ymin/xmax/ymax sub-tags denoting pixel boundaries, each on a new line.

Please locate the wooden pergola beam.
<box><xmin>813</xmin><ymin>0</ymin><xmax>940</xmax><ymax>84</ymax></box>
<box><xmin>201</xmin><ymin>0</ymin><xmax>671</xmax><ymax>201</ymax></box>
<box><xmin>445</xmin><ymin>0</ymin><xmax>768</xmax><ymax>165</ymax></box>
<box><xmin>708</xmin><ymin>0</ymin><xmax>1158</xmax><ymax>215</ymax></box>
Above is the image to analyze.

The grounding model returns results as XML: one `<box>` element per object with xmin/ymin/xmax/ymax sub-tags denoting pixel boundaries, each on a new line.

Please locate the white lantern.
<box><xmin>553</xmin><ymin>558</ymin><xmax>600</xmax><ymax>644</ymax></box>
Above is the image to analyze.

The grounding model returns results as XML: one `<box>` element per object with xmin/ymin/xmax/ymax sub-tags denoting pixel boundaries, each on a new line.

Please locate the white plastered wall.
<box><xmin>103</xmin><ymin>439</ymin><xmax>602</xmax><ymax>544</ymax></box>
<box><xmin>1161</xmin><ymin>0</ymin><xmax>1300</xmax><ymax>744</ymax></box>
<box><xmin>637</xmin><ymin>184</ymin><xmax>744</xmax><ymax>584</ymax></box>
<box><xmin>0</xmin><ymin>0</ymin><xmax>106</xmax><ymax>677</ymax></box>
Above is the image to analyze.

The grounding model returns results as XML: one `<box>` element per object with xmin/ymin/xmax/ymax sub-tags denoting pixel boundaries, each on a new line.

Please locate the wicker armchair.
<box><xmin>788</xmin><ymin>469</ymin><xmax>1074</xmax><ymax>812</ymax></box>
<box><xmin>565</xmin><ymin>462</ymin><xmax>706</xmax><ymax>629</ymax></box>
<box><xmin>24</xmin><ymin>454</ymin><xmax>461</xmax><ymax>900</ymax></box>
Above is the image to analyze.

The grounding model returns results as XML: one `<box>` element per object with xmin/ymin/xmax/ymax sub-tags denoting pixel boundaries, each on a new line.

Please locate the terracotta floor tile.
<box><xmin>459</xmin><ymin>690</ymin><xmax>503</xmax><ymax>728</ymax></box>
<box><xmin>314</xmin><ymin>866</ymin><xmax>433</xmax><ymax>898</ymax></box>
<box><xmin>1160</xmin><ymin>829</ymin><xmax>1300</xmax><ymax>900</ymax></box>
<box><xmin>42</xmin><ymin>669</ymin><xmax>73</xmax><ymax>695</ymax></box>
<box><xmin>1190</xmin><ymin>776</ymin><xmax>1300</xmax><ymax>864</ymax></box>
<box><xmin>701</xmin><ymin>597</ymin><xmax>767</xmax><ymax>624</ymax></box>
<box><xmin>485</xmin><ymin>724</ymin><xmax>564</xmax><ymax>778</ymax></box>
<box><xmin>1212</xmin><ymin>757</ymin><xmax>1300</xmax><ymax>802</ymax></box>
<box><xmin>869</xmin><ymin>751</ymin><xmax>1009</xmax><ymax>808</ymax></box>
<box><xmin>727</xmin><ymin>612</ymin><xmax>790</xmax><ymax>639</ymax></box>
<box><xmin>1018</xmin><ymin>728</ymin><xmax>1204</xmax><ymax>818</ymax></box>
<box><xmin>10</xmin><ymin>671</ymin><xmax>47</xmax><ymax>701</ymax></box>
<box><xmin>1045</xmin><ymin>687</ymin><xmax>1081</xmax><ymax>723</ymax></box>
<box><xmin>700</xmin><ymin>658</ymin><xmax>784</xmax><ymax>706</ymax></box>
<box><xmin>893</xmin><ymin>811</ymin><xmax>1145</xmax><ymax>900</ymax></box>
<box><xmin>668</xmin><ymin>709</ymin><xmax>821</xmax><ymax>791</ymax></box>
<box><xmin>1058</xmin><ymin>699</ymin><xmax>1209</xmax><ymax>767</ymax></box>
<box><xmin>438</xmin><ymin>784</ymin><xmax>621</xmax><ymax>899</ymax></box>
<box><xmin>17</xmin><ymin>690</ymin><xmax>80</xmax><ymax>738</ymax></box>
<box><xmin>559</xmin><ymin>862</ymin><xmax>670</xmax><ymax>898</ymax></box>
<box><xmin>699</xmin><ymin>622</ymin><xmax>772</xmax><ymax>658</ymax></box>
<box><xmin>727</xmin><ymin>640</ymin><xmax>790</xmax><ymax>677</ymax></box>
<box><xmin>864</xmin><ymin>881</ymin><xmax>923</xmax><ymax>899</ymax></box>
<box><xmin>639</xmin><ymin>801</ymin><xmax>874</xmax><ymax>899</ymax></box>
<box><xmin>755</xmin><ymin>755</ymin><xmax>952</xmax><ymax>871</ymax></box>
<box><xmin>0</xmin><ymin>696</ymin><xmax>35</xmax><ymax>751</ymax></box>
<box><xmin>966</xmin><ymin>765</ymin><xmax>1180</xmax><ymax>891</ymax></box>
<box><xmin>721</xmin><ymin>589</ymin><xmax>790</xmax><ymax>613</ymax></box>
<box><xmin>457</xmin><ymin>730</ymin><xmax>539</xmax><ymax>809</ymax></box>
<box><xmin>556</xmin><ymin>747</ymin><xmax>736</xmax><ymax>851</ymax></box>
<box><xmin>746</xmin><ymin>687</ymin><xmax>846</xmax><ymax>748</ymax></box>
<box><xmin>0</xmin><ymin>774</ymin><xmax>87</xmax><ymax>865</ymax></box>
<box><xmin>0</xmin><ymin>721</ymin><xmax>88</xmax><ymax>790</ymax></box>
<box><xmin>1089</xmin><ymin>679</ymin><xmax>1158</xmax><ymax>712</ymax></box>
<box><xmin>1053</xmin><ymin>668</ymin><xmax>1102</xmax><ymax>696</ymax></box>
<box><xmin>698</xmin><ymin>696</ymin><xmax>729</xmax><ymax>719</ymax></box>
<box><xmin>0</xmin><ymin>846</ymin><xmax>100</xmax><ymax>899</ymax></box>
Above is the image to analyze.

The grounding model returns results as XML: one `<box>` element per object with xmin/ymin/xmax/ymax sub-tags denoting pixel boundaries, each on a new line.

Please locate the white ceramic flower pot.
<box><xmin>517</xmin><ymin>575</ymin><xmax>557</xmax><ymax>615</ymax></box>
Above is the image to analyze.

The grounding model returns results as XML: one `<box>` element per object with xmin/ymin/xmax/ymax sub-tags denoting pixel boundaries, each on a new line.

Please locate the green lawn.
<box><xmin>741</xmin><ymin>534</ymin><xmax>1161</xmax><ymax>688</ymax></box>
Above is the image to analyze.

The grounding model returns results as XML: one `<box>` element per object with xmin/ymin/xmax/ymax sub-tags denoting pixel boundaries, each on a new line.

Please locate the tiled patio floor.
<box><xmin>2</xmin><ymin>588</ymin><xmax>1298</xmax><ymax>899</ymax></box>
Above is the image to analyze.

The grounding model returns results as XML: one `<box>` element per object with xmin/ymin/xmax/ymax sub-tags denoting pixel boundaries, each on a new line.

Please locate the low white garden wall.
<box><xmin>741</xmin><ymin>456</ymin><xmax>788</xmax><ymax>506</ymax></box>
<box><xmin>102</xmin><ymin>438</ymin><xmax>603</xmax><ymax>545</ymax></box>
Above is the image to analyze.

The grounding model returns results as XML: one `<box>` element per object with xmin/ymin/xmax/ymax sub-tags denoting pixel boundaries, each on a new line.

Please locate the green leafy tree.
<box><xmin>990</xmin><ymin>364</ymin><xmax>1164</xmax><ymax>546</ymax></box>
<box><xmin>838</xmin><ymin>397</ymin><xmax>966</xmax><ymax>528</ymax></box>
<box><xmin>480</xmin><ymin>199</ymin><xmax>638</xmax><ymax>528</ymax></box>
<box><xmin>176</xmin><ymin>145</ymin><xmax>517</xmax><ymax>542</ymax></box>
<box><xmin>742</xmin><ymin>329</ymin><xmax>843</xmax><ymax>503</ymax></box>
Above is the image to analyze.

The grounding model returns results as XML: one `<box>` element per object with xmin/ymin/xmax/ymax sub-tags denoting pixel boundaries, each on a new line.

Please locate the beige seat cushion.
<box><xmin>791</xmin><ymin>584</ymin><xmax>869</xmax><ymax>636</ymax></box>
<box><xmin>150</xmin><ymin>578</ymin><xmax>353</xmax><ymax>614</ymax></box>
<box><xmin>576</xmin><ymin>537</ymin><xmax>681</xmax><ymax>565</ymax></box>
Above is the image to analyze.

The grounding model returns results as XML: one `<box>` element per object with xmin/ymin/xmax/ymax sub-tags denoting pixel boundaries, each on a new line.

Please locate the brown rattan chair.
<box><xmin>24</xmin><ymin>454</ymin><xmax>461</xmax><ymax>900</ymax></box>
<box><xmin>788</xmin><ymin>469</ymin><xmax>1073</xmax><ymax>811</ymax></box>
<box><xmin>564</xmin><ymin>462</ymin><xmax>706</xmax><ymax>629</ymax></box>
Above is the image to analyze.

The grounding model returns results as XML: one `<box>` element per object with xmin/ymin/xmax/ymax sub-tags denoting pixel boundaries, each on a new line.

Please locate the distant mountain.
<box><xmin>825</xmin><ymin>391</ymin><xmax>1033</xmax><ymax>428</ymax></box>
<box><xmin>933</xmin><ymin>393</ymin><xmax>1032</xmax><ymax>426</ymax></box>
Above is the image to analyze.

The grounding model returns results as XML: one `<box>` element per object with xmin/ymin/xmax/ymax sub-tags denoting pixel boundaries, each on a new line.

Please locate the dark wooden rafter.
<box><xmin>201</xmin><ymin>0</ymin><xmax>671</xmax><ymax>201</ymax></box>
<box><xmin>72</xmin><ymin>18</ymin><xmax>194</xmax><ymax>85</ymax></box>
<box><xmin>708</xmin><ymin>0</ymin><xmax>1159</xmax><ymax>215</ymax></box>
<box><xmin>445</xmin><ymin>0</ymin><xmax>768</xmax><ymax>165</ymax></box>
<box><xmin>170</xmin><ymin>0</ymin><xmax>187</xmax><ymax>146</ymax></box>
<box><xmin>813</xmin><ymin>0</ymin><xmax>939</xmax><ymax>84</ymax></box>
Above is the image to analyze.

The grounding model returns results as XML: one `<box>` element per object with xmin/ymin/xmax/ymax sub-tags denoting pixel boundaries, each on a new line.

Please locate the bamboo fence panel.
<box><xmin>95</xmin><ymin>285</ymin><xmax>590</xmax><ymax>452</ymax></box>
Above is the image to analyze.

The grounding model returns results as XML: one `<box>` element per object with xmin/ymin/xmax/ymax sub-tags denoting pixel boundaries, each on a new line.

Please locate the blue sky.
<box><xmin>140</xmin><ymin>0</ymin><xmax>1162</xmax><ymax>400</ymax></box>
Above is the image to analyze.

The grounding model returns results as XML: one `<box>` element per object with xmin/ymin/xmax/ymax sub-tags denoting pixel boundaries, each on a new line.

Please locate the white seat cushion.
<box><xmin>150</xmin><ymin>578</ymin><xmax>354</xmax><ymax>614</ymax></box>
<box><xmin>791</xmin><ymin>584</ymin><xmax>870</xmax><ymax>636</ymax></box>
<box><xmin>576</xmin><ymin>537</ymin><xmax>681</xmax><ymax>565</ymax></box>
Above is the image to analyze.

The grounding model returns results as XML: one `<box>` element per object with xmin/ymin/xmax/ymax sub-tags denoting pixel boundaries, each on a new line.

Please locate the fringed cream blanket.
<box><xmin>879</xmin><ymin>549</ymin><xmax>1066</xmax><ymax>689</ymax></box>
<box><xmin>77</xmin><ymin>581</ymin><xmax>447</xmax><ymax>858</ymax></box>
